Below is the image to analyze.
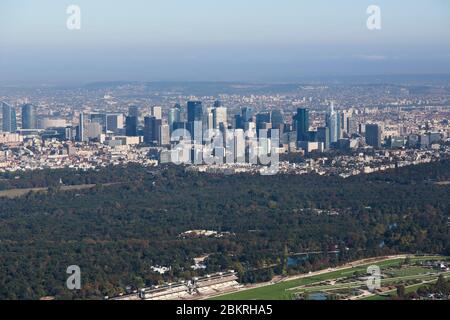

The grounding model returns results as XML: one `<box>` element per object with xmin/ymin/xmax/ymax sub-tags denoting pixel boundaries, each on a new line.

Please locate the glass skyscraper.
<box><xmin>326</xmin><ymin>103</ymin><xmax>340</xmax><ymax>144</ymax></box>
<box><xmin>1</xmin><ymin>102</ymin><xmax>17</xmax><ymax>132</ymax></box>
<box><xmin>242</xmin><ymin>107</ymin><xmax>254</xmax><ymax>122</ymax></box>
<box><xmin>365</xmin><ymin>124</ymin><xmax>383</xmax><ymax>148</ymax></box>
<box><xmin>125</xmin><ymin>116</ymin><xmax>138</xmax><ymax>136</ymax></box>
<box><xmin>271</xmin><ymin>110</ymin><xmax>284</xmax><ymax>130</ymax></box>
<box><xmin>21</xmin><ymin>104</ymin><xmax>37</xmax><ymax>129</ymax></box>
<box><xmin>168</xmin><ymin>104</ymin><xmax>182</xmax><ymax>131</ymax></box>
<box><xmin>295</xmin><ymin>108</ymin><xmax>309</xmax><ymax>142</ymax></box>
<box><xmin>187</xmin><ymin>101</ymin><xmax>203</xmax><ymax>123</ymax></box>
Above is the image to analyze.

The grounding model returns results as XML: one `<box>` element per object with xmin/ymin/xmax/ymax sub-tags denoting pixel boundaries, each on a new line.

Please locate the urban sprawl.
<box><xmin>1</xmin><ymin>84</ymin><xmax>449</xmax><ymax>177</ymax></box>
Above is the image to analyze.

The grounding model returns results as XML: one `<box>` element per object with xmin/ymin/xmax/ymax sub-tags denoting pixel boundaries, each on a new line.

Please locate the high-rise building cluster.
<box><xmin>2</xmin><ymin>99</ymin><xmax>448</xmax><ymax>154</ymax></box>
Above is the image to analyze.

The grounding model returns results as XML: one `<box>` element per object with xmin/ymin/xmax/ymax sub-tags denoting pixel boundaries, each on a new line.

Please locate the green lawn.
<box><xmin>212</xmin><ymin>258</ymin><xmax>405</xmax><ymax>300</ymax></box>
<box><xmin>385</xmin><ymin>266</ymin><xmax>431</xmax><ymax>277</ymax></box>
<box><xmin>359</xmin><ymin>273</ymin><xmax>450</xmax><ymax>300</ymax></box>
<box><xmin>212</xmin><ymin>256</ymin><xmax>445</xmax><ymax>300</ymax></box>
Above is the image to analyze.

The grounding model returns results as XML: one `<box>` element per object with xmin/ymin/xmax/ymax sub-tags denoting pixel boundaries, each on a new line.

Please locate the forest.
<box><xmin>0</xmin><ymin>160</ymin><xmax>449</xmax><ymax>299</ymax></box>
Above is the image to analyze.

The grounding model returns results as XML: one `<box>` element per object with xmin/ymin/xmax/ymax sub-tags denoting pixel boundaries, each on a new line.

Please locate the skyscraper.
<box><xmin>317</xmin><ymin>126</ymin><xmax>330</xmax><ymax>151</ymax></box>
<box><xmin>90</xmin><ymin>113</ymin><xmax>107</xmax><ymax>132</ymax></box>
<box><xmin>212</xmin><ymin>107</ymin><xmax>227</xmax><ymax>130</ymax></box>
<box><xmin>106</xmin><ymin>113</ymin><xmax>124</xmax><ymax>133</ymax></box>
<box><xmin>168</xmin><ymin>104</ymin><xmax>182</xmax><ymax>131</ymax></box>
<box><xmin>21</xmin><ymin>104</ymin><xmax>37</xmax><ymax>129</ymax></box>
<box><xmin>347</xmin><ymin>116</ymin><xmax>359</xmax><ymax>136</ymax></box>
<box><xmin>187</xmin><ymin>101</ymin><xmax>203</xmax><ymax>123</ymax></box>
<box><xmin>128</xmin><ymin>105</ymin><xmax>140</xmax><ymax>118</ymax></box>
<box><xmin>242</xmin><ymin>107</ymin><xmax>254</xmax><ymax>123</ymax></box>
<box><xmin>234</xmin><ymin>114</ymin><xmax>244</xmax><ymax>129</ymax></box>
<box><xmin>144</xmin><ymin>116</ymin><xmax>161</xmax><ymax>144</ymax></box>
<box><xmin>365</xmin><ymin>124</ymin><xmax>383</xmax><ymax>148</ymax></box>
<box><xmin>1</xmin><ymin>102</ymin><xmax>17</xmax><ymax>132</ymax></box>
<box><xmin>187</xmin><ymin>101</ymin><xmax>203</xmax><ymax>139</ymax></box>
<box><xmin>158</xmin><ymin>124</ymin><xmax>170</xmax><ymax>146</ymax></box>
<box><xmin>125</xmin><ymin>116</ymin><xmax>138</xmax><ymax>136</ymax></box>
<box><xmin>295</xmin><ymin>108</ymin><xmax>309</xmax><ymax>142</ymax></box>
<box><xmin>271</xmin><ymin>110</ymin><xmax>284</xmax><ymax>131</ymax></box>
<box><xmin>204</xmin><ymin>108</ymin><xmax>214</xmax><ymax>132</ymax></box>
<box><xmin>326</xmin><ymin>103</ymin><xmax>339</xmax><ymax>144</ymax></box>
<box><xmin>214</xmin><ymin>100</ymin><xmax>222</xmax><ymax>108</ymax></box>
<box><xmin>152</xmin><ymin>106</ymin><xmax>162</xmax><ymax>120</ymax></box>
<box><xmin>256</xmin><ymin>112</ymin><xmax>271</xmax><ymax>132</ymax></box>
<box><xmin>77</xmin><ymin>113</ymin><xmax>85</xmax><ymax>142</ymax></box>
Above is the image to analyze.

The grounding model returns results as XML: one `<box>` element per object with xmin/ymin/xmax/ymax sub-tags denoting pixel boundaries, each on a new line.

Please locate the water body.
<box><xmin>308</xmin><ymin>292</ymin><xmax>328</xmax><ymax>300</ymax></box>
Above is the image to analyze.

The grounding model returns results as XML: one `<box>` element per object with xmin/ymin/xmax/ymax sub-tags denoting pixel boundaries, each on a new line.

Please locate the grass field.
<box><xmin>359</xmin><ymin>273</ymin><xmax>450</xmax><ymax>300</ymax></box>
<box><xmin>0</xmin><ymin>183</ymin><xmax>120</xmax><ymax>198</ymax></box>
<box><xmin>211</xmin><ymin>255</ymin><xmax>446</xmax><ymax>300</ymax></box>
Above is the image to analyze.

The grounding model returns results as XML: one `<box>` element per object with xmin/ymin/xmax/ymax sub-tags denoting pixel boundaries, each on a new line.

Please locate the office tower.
<box><xmin>128</xmin><ymin>105</ymin><xmax>140</xmax><ymax>118</ymax></box>
<box><xmin>340</xmin><ymin>111</ymin><xmax>349</xmax><ymax>134</ymax></box>
<box><xmin>295</xmin><ymin>108</ymin><xmax>309</xmax><ymax>142</ymax></box>
<box><xmin>256</xmin><ymin>112</ymin><xmax>271</xmax><ymax>132</ymax></box>
<box><xmin>85</xmin><ymin>122</ymin><xmax>102</xmax><ymax>141</ymax></box>
<box><xmin>271</xmin><ymin>110</ymin><xmax>284</xmax><ymax>130</ymax></box>
<box><xmin>168</xmin><ymin>105</ymin><xmax>182</xmax><ymax>130</ymax></box>
<box><xmin>213</xmin><ymin>107</ymin><xmax>227</xmax><ymax>130</ymax></box>
<box><xmin>205</xmin><ymin>108</ymin><xmax>214</xmax><ymax>131</ymax></box>
<box><xmin>21</xmin><ymin>104</ymin><xmax>37</xmax><ymax>129</ymax></box>
<box><xmin>419</xmin><ymin>134</ymin><xmax>430</xmax><ymax>148</ymax></box>
<box><xmin>187</xmin><ymin>101</ymin><xmax>203</xmax><ymax>139</ymax></box>
<box><xmin>234</xmin><ymin>129</ymin><xmax>245</xmax><ymax>163</ymax></box>
<box><xmin>365</xmin><ymin>124</ymin><xmax>383</xmax><ymax>148</ymax></box>
<box><xmin>152</xmin><ymin>106</ymin><xmax>162</xmax><ymax>120</ymax></box>
<box><xmin>336</xmin><ymin>113</ymin><xmax>342</xmax><ymax>140</ymax></box>
<box><xmin>125</xmin><ymin>116</ymin><xmax>138</xmax><ymax>136</ymax></box>
<box><xmin>242</xmin><ymin>107</ymin><xmax>254</xmax><ymax>123</ymax></box>
<box><xmin>106</xmin><ymin>113</ymin><xmax>124</xmax><ymax>133</ymax></box>
<box><xmin>144</xmin><ymin>116</ymin><xmax>155</xmax><ymax>143</ymax></box>
<box><xmin>77</xmin><ymin>113</ymin><xmax>85</xmax><ymax>142</ymax></box>
<box><xmin>158</xmin><ymin>124</ymin><xmax>170</xmax><ymax>146</ymax></box>
<box><xmin>187</xmin><ymin>101</ymin><xmax>203</xmax><ymax>123</ymax></box>
<box><xmin>144</xmin><ymin>116</ymin><xmax>161</xmax><ymax>144</ymax></box>
<box><xmin>1</xmin><ymin>102</ymin><xmax>17</xmax><ymax>132</ymax></box>
<box><xmin>326</xmin><ymin>103</ymin><xmax>339</xmax><ymax>144</ymax></box>
<box><xmin>347</xmin><ymin>116</ymin><xmax>359</xmax><ymax>136</ymax></box>
<box><xmin>234</xmin><ymin>114</ymin><xmax>244</xmax><ymax>129</ymax></box>
<box><xmin>90</xmin><ymin>113</ymin><xmax>107</xmax><ymax>132</ymax></box>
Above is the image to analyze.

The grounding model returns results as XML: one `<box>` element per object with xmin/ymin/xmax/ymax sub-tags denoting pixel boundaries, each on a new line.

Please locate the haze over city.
<box><xmin>1</xmin><ymin>0</ymin><xmax>450</xmax><ymax>84</ymax></box>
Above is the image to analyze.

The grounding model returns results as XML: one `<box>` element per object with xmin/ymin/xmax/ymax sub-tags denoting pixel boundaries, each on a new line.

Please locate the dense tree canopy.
<box><xmin>0</xmin><ymin>161</ymin><xmax>449</xmax><ymax>299</ymax></box>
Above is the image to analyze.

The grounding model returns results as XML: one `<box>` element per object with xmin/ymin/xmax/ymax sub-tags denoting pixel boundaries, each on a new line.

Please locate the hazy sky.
<box><xmin>1</xmin><ymin>0</ymin><xmax>450</xmax><ymax>84</ymax></box>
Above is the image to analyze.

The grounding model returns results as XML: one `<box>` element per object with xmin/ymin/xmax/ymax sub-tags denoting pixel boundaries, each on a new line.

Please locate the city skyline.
<box><xmin>0</xmin><ymin>1</ymin><xmax>449</xmax><ymax>305</ymax></box>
